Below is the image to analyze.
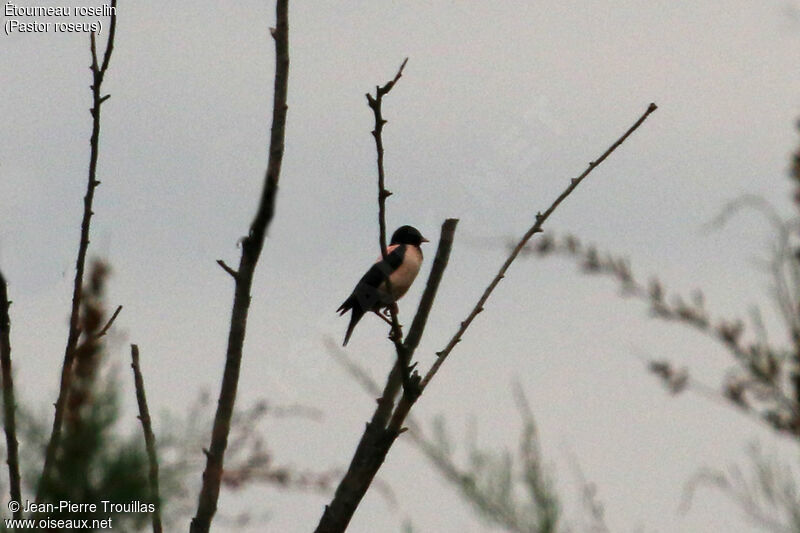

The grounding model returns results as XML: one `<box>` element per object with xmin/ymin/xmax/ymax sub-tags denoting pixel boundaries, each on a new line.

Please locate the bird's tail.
<box><xmin>340</xmin><ymin>305</ymin><xmax>365</xmax><ymax>347</ymax></box>
<box><xmin>337</xmin><ymin>295</ymin><xmax>354</xmax><ymax>316</ymax></box>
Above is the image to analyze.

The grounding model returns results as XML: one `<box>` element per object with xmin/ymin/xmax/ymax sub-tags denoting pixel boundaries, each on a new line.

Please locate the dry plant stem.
<box><xmin>0</xmin><ymin>271</ymin><xmax>21</xmax><ymax>519</ymax></box>
<box><xmin>366</xmin><ymin>58</ymin><xmax>413</xmax><ymax>389</ymax></box>
<box><xmin>418</xmin><ymin>102</ymin><xmax>658</xmax><ymax>395</ymax></box>
<box><xmin>680</xmin><ymin>371</ymin><xmax>793</xmax><ymax>435</ymax></box>
<box><xmin>38</xmin><ymin>2</ymin><xmax>117</xmax><ymax>502</ymax></box>
<box><xmin>369</xmin><ymin>57</ymin><xmax>408</xmax><ymax>261</ymax></box>
<box><xmin>538</xmin><ymin>233</ymin><xmax>800</xmax><ymax>427</ymax></box>
<box><xmin>96</xmin><ymin>304</ymin><xmax>122</xmax><ymax>339</ymax></box>
<box><xmin>315</xmin><ymin>220</ymin><xmax>457</xmax><ymax>533</ymax></box>
<box><xmin>130</xmin><ymin>345</ymin><xmax>163</xmax><ymax>533</ymax></box>
<box><xmin>190</xmin><ymin>1</ymin><xmax>289</xmax><ymax>531</ymax></box>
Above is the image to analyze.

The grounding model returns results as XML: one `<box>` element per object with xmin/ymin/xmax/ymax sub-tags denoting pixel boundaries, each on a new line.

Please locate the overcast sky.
<box><xmin>2</xmin><ymin>1</ymin><xmax>800</xmax><ymax>532</ymax></box>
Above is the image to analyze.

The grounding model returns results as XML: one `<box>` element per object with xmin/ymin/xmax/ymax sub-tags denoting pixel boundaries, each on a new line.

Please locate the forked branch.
<box><xmin>190</xmin><ymin>1</ymin><xmax>289</xmax><ymax>531</ymax></box>
<box><xmin>38</xmin><ymin>1</ymin><xmax>118</xmax><ymax>501</ymax></box>
<box><xmin>316</xmin><ymin>102</ymin><xmax>657</xmax><ymax>533</ymax></box>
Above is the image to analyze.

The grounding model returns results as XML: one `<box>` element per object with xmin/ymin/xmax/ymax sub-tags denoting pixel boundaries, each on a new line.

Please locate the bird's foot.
<box><xmin>374</xmin><ymin>309</ymin><xmax>394</xmax><ymax>326</ymax></box>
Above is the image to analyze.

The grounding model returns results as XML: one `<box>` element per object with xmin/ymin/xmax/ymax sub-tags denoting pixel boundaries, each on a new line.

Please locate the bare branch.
<box><xmin>99</xmin><ymin>10</ymin><xmax>117</xmax><ymax>75</ymax></box>
<box><xmin>130</xmin><ymin>345</ymin><xmax>163</xmax><ymax>533</ymax></box>
<box><xmin>216</xmin><ymin>260</ymin><xmax>239</xmax><ymax>280</ymax></box>
<box><xmin>95</xmin><ymin>304</ymin><xmax>122</xmax><ymax>339</ymax></box>
<box><xmin>404</xmin><ymin>219</ymin><xmax>459</xmax><ymax>356</ymax></box>
<box><xmin>0</xmin><ymin>271</ymin><xmax>21</xmax><ymax>519</ymax></box>
<box><xmin>368</xmin><ymin>57</ymin><xmax>407</xmax><ymax>260</ymax></box>
<box><xmin>317</xmin><ymin>103</ymin><xmax>655</xmax><ymax>533</ymax></box>
<box><xmin>190</xmin><ymin>2</ymin><xmax>289</xmax><ymax>532</ymax></box>
<box><xmin>38</xmin><ymin>1</ymin><xmax>118</xmax><ymax>501</ymax></box>
<box><xmin>417</xmin><ymin>103</ymin><xmax>658</xmax><ymax>394</ymax></box>
<box><xmin>364</xmin><ymin>58</ymin><xmax>415</xmax><ymax>391</ymax></box>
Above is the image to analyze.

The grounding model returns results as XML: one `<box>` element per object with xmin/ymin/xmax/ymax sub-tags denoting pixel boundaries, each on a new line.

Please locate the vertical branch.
<box><xmin>367</xmin><ymin>57</ymin><xmax>408</xmax><ymax>259</ymax></box>
<box><xmin>130</xmin><ymin>345</ymin><xmax>163</xmax><ymax>533</ymax></box>
<box><xmin>190</xmin><ymin>1</ymin><xmax>289</xmax><ymax>532</ymax></box>
<box><xmin>365</xmin><ymin>58</ymin><xmax>414</xmax><ymax>388</ymax></box>
<box><xmin>0</xmin><ymin>271</ymin><xmax>21</xmax><ymax>519</ymax></box>
<box><xmin>38</xmin><ymin>0</ymin><xmax>118</xmax><ymax>501</ymax></box>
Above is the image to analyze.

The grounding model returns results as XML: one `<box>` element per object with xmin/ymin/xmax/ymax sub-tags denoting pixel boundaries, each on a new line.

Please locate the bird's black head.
<box><xmin>390</xmin><ymin>225</ymin><xmax>429</xmax><ymax>247</ymax></box>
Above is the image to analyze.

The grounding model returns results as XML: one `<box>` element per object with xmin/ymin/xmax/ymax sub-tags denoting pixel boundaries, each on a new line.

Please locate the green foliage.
<box><xmin>35</xmin><ymin>375</ymin><xmax>153</xmax><ymax>531</ymax></box>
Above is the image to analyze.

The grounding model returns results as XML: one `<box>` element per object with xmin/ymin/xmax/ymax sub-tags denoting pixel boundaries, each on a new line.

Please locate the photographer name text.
<box><xmin>19</xmin><ymin>499</ymin><xmax>154</xmax><ymax>514</ymax></box>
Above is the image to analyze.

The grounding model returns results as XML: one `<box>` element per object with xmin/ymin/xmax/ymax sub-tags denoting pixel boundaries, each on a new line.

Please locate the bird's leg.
<box><xmin>387</xmin><ymin>305</ymin><xmax>404</xmax><ymax>345</ymax></box>
<box><xmin>373</xmin><ymin>309</ymin><xmax>394</xmax><ymax>326</ymax></box>
<box><xmin>375</xmin><ymin>303</ymin><xmax>401</xmax><ymax>326</ymax></box>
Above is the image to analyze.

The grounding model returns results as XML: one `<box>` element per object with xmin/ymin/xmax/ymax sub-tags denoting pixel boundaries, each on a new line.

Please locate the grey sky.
<box><xmin>2</xmin><ymin>1</ymin><xmax>800</xmax><ymax>531</ymax></box>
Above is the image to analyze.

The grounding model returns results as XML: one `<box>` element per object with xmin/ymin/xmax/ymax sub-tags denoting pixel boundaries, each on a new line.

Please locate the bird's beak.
<box><xmin>421</xmin><ymin>237</ymin><xmax>430</xmax><ymax>243</ymax></box>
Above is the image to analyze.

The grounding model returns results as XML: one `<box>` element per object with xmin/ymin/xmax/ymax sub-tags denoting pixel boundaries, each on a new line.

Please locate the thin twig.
<box><xmin>95</xmin><ymin>304</ymin><xmax>122</xmax><ymax>339</ymax></box>
<box><xmin>381</xmin><ymin>104</ymin><xmax>657</xmax><ymax>436</ymax></box>
<box><xmin>216</xmin><ymin>260</ymin><xmax>239</xmax><ymax>280</ymax></box>
<box><xmin>190</xmin><ymin>2</ymin><xmax>289</xmax><ymax>531</ymax></box>
<box><xmin>130</xmin><ymin>345</ymin><xmax>163</xmax><ymax>533</ymax></box>
<box><xmin>418</xmin><ymin>103</ymin><xmax>658</xmax><ymax>394</ymax></box>
<box><xmin>368</xmin><ymin>57</ymin><xmax>408</xmax><ymax>260</ymax></box>
<box><xmin>366</xmin><ymin>58</ymin><xmax>415</xmax><ymax>390</ymax></box>
<box><xmin>0</xmin><ymin>271</ymin><xmax>21</xmax><ymax>519</ymax></box>
<box><xmin>38</xmin><ymin>1</ymin><xmax>117</xmax><ymax>502</ymax></box>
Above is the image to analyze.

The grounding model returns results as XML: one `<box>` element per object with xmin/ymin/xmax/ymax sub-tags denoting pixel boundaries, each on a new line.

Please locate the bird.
<box><xmin>337</xmin><ymin>225</ymin><xmax>429</xmax><ymax>346</ymax></box>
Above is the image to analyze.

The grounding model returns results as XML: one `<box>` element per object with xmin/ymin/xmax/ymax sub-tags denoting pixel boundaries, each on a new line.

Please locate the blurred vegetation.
<box><xmin>0</xmin><ymin>261</ymin><xmax>328</xmax><ymax>531</ymax></box>
<box><xmin>525</xmin><ymin>121</ymin><xmax>800</xmax><ymax>531</ymax></box>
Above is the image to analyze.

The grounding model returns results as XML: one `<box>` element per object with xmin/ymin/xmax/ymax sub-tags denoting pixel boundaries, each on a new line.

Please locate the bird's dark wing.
<box><xmin>337</xmin><ymin>245</ymin><xmax>407</xmax><ymax>346</ymax></box>
<box><xmin>357</xmin><ymin>244</ymin><xmax>406</xmax><ymax>289</ymax></box>
<box><xmin>337</xmin><ymin>245</ymin><xmax>406</xmax><ymax>315</ymax></box>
